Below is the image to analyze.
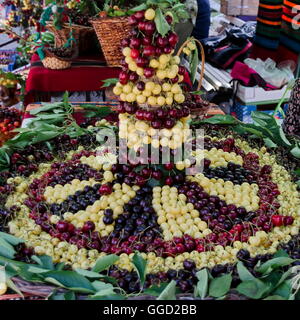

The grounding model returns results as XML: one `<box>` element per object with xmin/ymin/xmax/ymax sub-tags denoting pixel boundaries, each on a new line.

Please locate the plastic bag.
<box><xmin>244</xmin><ymin>58</ymin><xmax>295</xmax><ymax>88</ymax></box>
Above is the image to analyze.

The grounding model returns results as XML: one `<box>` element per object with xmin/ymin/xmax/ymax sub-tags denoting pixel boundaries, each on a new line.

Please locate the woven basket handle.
<box><xmin>177</xmin><ymin>38</ymin><xmax>205</xmax><ymax>92</ymax></box>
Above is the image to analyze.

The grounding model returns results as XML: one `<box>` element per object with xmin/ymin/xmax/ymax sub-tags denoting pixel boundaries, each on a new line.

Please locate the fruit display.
<box><xmin>0</xmin><ymin>1</ymin><xmax>299</xmax><ymax>301</ymax></box>
<box><xmin>0</xmin><ymin>107</ymin><xmax>22</xmax><ymax>145</ymax></box>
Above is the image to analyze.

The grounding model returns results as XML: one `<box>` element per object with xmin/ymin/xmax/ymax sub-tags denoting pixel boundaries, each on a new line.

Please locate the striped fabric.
<box><xmin>252</xmin><ymin>0</ymin><xmax>300</xmax><ymax>63</ymax></box>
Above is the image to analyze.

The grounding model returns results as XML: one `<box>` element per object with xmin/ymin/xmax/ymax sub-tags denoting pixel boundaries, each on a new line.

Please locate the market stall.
<box><xmin>0</xmin><ymin>0</ymin><xmax>299</xmax><ymax>303</ymax></box>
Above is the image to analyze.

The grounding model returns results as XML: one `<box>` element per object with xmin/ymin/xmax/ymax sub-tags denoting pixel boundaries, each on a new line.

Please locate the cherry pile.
<box><xmin>0</xmin><ymin>107</ymin><xmax>22</xmax><ymax>136</ymax></box>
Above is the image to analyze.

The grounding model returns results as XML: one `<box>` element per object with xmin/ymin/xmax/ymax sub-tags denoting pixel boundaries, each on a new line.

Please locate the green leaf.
<box><xmin>199</xmin><ymin>115</ymin><xmax>239</xmax><ymax>125</ymax></box>
<box><xmin>48</xmin><ymin>290</ymin><xmax>76</xmax><ymax>300</ymax></box>
<box><xmin>44</xmin><ymin>270</ymin><xmax>95</xmax><ymax>293</ymax></box>
<box><xmin>128</xmin><ymin>4</ymin><xmax>148</xmax><ymax>13</ymax></box>
<box><xmin>208</xmin><ymin>273</ymin><xmax>232</xmax><ymax>298</ymax></box>
<box><xmin>6</xmin><ymin>277</ymin><xmax>24</xmax><ymax>297</ymax></box>
<box><xmin>92</xmin><ymin>254</ymin><xmax>119</xmax><ymax>273</ymax></box>
<box><xmin>195</xmin><ymin>269</ymin><xmax>209</xmax><ymax>299</ymax></box>
<box><xmin>29</xmin><ymin>103</ymin><xmax>64</xmax><ymax>115</ymax></box>
<box><xmin>143</xmin><ymin>283</ymin><xmax>169</xmax><ymax>297</ymax></box>
<box><xmin>89</xmin><ymin>294</ymin><xmax>125</xmax><ymax>300</ymax></box>
<box><xmin>294</xmin><ymin>169</ymin><xmax>300</xmax><ymax>177</ymax></box>
<box><xmin>256</xmin><ymin>257</ymin><xmax>295</xmax><ymax>275</ymax></box>
<box><xmin>101</xmin><ymin>78</ymin><xmax>119</xmax><ymax>88</ymax></box>
<box><xmin>274</xmin><ymin>249</ymin><xmax>290</xmax><ymax>258</ymax></box>
<box><xmin>264</xmin><ymin>295</ymin><xmax>286</xmax><ymax>300</ymax></box>
<box><xmin>147</xmin><ymin>178</ymin><xmax>163</xmax><ymax>188</ymax></box>
<box><xmin>132</xmin><ymin>252</ymin><xmax>147</xmax><ymax>285</ymax></box>
<box><xmin>273</xmin><ymin>281</ymin><xmax>292</xmax><ymax>299</ymax></box>
<box><xmin>237</xmin><ymin>279</ymin><xmax>270</xmax><ymax>299</ymax></box>
<box><xmin>263</xmin><ymin>138</ymin><xmax>277</xmax><ymax>148</ymax></box>
<box><xmin>157</xmin><ymin>280</ymin><xmax>176</xmax><ymax>300</ymax></box>
<box><xmin>154</xmin><ymin>8</ymin><xmax>171</xmax><ymax>37</ymax></box>
<box><xmin>75</xmin><ymin>269</ymin><xmax>104</xmax><ymax>279</ymax></box>
<box><xmin>0</xmin><ymin>232</ymin><xmax>24</xmax><ymax>246</ymax></box>
<box><xmin>237</xmin><ymin>261</ymin><xmax>256</xmax><ymax>282</ymax></box>
<box><xmin>190</xmin><ymin>45</ymin><xmax>198</xmax><ymax>84</ymax></box>
<box><xmin>291</xmin><ymin>145</ymin><xmax>300</xmax><ymax>159</ymax></box>
<box><xmin>31</xmin><ymin>255</ymin><xmax>54</xmax><ymax>270</ymax></box>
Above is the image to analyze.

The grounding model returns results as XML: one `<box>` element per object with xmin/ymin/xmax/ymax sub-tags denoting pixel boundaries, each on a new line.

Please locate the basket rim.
<box><xmin>46</xmin><ymin>22</ymin><xmax>93</xmax><ymax>30</ymax></box>
<box><xmin>90</xmin><ymin>16</ymin><xmax>129</xmax><ymax>23</ymax></box>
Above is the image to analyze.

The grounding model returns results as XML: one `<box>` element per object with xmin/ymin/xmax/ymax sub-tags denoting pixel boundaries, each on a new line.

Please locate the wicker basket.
<box><xmin>46</xmin><ymin>23</ymin><xmax>98</xmax><ymax>56</ymax></box>
<box><xmin>41</xmin><ymin>49</ymin><xmax>72</xmax><ymax>70</ymax></box>
<box><xmin>90</xmin><ymin>16</ymin><xmax>132</xmax><ymax>66</ymax></box>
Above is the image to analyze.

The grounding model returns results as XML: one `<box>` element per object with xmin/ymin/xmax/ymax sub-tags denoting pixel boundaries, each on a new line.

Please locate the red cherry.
<box><xmin>143</xmin><ymin>111</ymin><xmax>154</xmax><ymax>121</ymax></box>
<box><xmin>152</xmin><ymin>170</ymin><xmax>162</xmax><ymax>180</ymax></box>
<box><xmin>155</xmin><ymin>47</ymin><xmax>163</xmax><ymax>56</ymax></box>
<box><xmin>119</xmin><ymin>71</ymin><xmax>129</xmax><ymax>85</ymax></box>
<box><xmin>151</xmin><ymin>120</ymin><xmax>162</xmax><ymax>129</ymax></box>
<box><xmin>156</xmin><ymin>108</ymin><xmax>167</xmax><ymax>119</ymax></box>
<box><xmin>142</xmin><ymin>37</ymin><xmax>152</xmax><ymax>46</ymax></box>
<box><xmin>82</xmin><ymin>221</ymin><xmax>95</xmax><ymax>232</ymax></box>
<box><xmin>135</xmin><ymin>109</ymin><xmax>145</xmax><ymax>120</ymax></box>
<box><xmin>143</xmin><ymin>45</ymin><xmax>156</xmax><ymax>57</ymax></box>
<box><xmin>165</xmin><ymin>176</ymin><xmax>173</xmax><ymax>185</ymax></box>
<box><xmin>134</xmin><ymin>10</ymin><xmax>145</xmax><ymax>21</ymax></box>
<box><xmin>138</xmin><ymin>21</ymin><xmax>146</xmax><ymax>31</ymax></box>
<box><xmin>56</xmin><ymin>221</ymin><xmax>68</xmax><ymax>233</ymax></box>
<box><xmin>283</xmin><ymin>216</ymin><xmax>294</xmax><ymax>226</ymax></box>
<box><xmin>117</xmin><ymin>103</ymin><xmax>125</xmax><ymax>113</ymax></box>
<box><xmin>141</xmin><ymin>167</ymin><xmax>152</xmax><ymax>178</ymax></box>
<box><xmin>99</xmin><ymin>184</ymin><xmax>112</xmax><ymax>195</ymax></box>
<box><xmin>130</xmin><ymin>48</ymin><xmax>140</xmax><ymax>59</ymax></box>
<box><xmin>163</xmin><ymin>46</ymin><xmax>173</xmax><ymax>54</ymax></box>
<box><xmin>128</xmin><ymin>15</ymin><xmax>138</xmax><ymax>26</ymax></box>
<box><xmin>271</xmin><ymin>215</ymin><xmax>284</xmax><ymax>227</ymax></box>
<box><xmin>135</xmin><ymin>175</ymin><xmax>146</xmax><ymax>186</ymax></box>
<box><xmin>143</xmin><ymin>67</ymin><xmax>155</xmax><ymax>78</ymax></box>
<box><xmin>196</xmin><ymin>244</ymin><xmax>205</xmax><ymax>252</ymax></box>
<box><xmin>136</xmin><ymin>56</ymin><xmax>148</xmax><ymax>68</ymax></box>
<box><xmin>136</xmin><ymin>81</ymin><xmax>145</xmax><ymax>91</ymax></box>
<box><xmin>156</xmin><ymin>36</ymin><xmax>168</xmax><ymax>48</ymax></box>
<box><xmin>164</xmin><ymin>163</ymin><xmax>174</xmax><ymax>170</ymax></box>
<box><xmin>170</xmin><ymin>76</ymin><xmax>179</xmax><ymax>84</ymax></box>
<box><xmin>130</xmin><ymin>37</ymin><xmax>141</xmax><ymax>49</ymax></box>
<box><xmin>144</xmin><ymin>21</ymin><xmax>156</xmax><ymax>35</ymax></box>
<box><xmin>169</xmin><ymin>109</ymin><xmax>178</xmax><ymax>118</ymax></box>
<box><xmin>166</xmin><ymin>15</ymin><xmax>173</xmax><ymax>25</ymax></box>
<box><xmin>168</xmin><ymin>32</ymin><xmax>179</xmax><ymax>46</ymax></box>
<box><xmin>129</xmin><ymin>72</ymin><xmax>139</xmax><ymax>82</ymax></box>
<box><xmin>124</xmin><ymin>103</ymin><xmax>137</xmax><ymax>114</ymax></box>
<box><xmin>120</xmin><ymin>38</ymin><xmax>130</xmax><ymax>48</ymax></box>
<box><xmin>175</xmin><ymin>243</ymin><xmax>185</xmax><ymax>253</ymax></box>
<box><xmin>164</xmin><ymin>118</ymin><xmax>175</xmax><ymax>129</ymax></box>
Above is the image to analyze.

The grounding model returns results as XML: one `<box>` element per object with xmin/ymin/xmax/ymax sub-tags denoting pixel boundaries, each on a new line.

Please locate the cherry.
<box><xmin>152</xmin><ymin>170</ymin><xmax>162</xmax><ymax>180</ymax></box>
<box><xmin>156</xmin><ymin>108</ymin><xmax>167</xmax><ymax>118</ymax></box>
<box><xmin>155</xmin><ymin>47</ymin><xmax>163</xmax><ymax>56</ymax></box>
<box><xmin>156</xmin><ymin>36</ymin><xmax>168</xmax><ymax>48</ymax></box>
<box><xmin>168</xmin><ymin>32</ymin><xmax>179</xmax><ymax>46</ymax></box>
<box><xmin>142</xmin><ymin>37</ymin><xmax>152</xmax><ymax>46</ymax></box>
<box><xmin>99</xmin><ymin>184</ymin><xmax>113</xmax><ymax>195</ymax></box>
<box><xmin>138</xmin><ymin>21</ymin><xmax>146</xmax><ymax>31</ymax></box>
<box><xmin>143</xmin><ymin>111</ymin><xmax>154</xmax><ymax>121</ymax></box>
<box><xmin>175</xmin><ymin>243</ymin><xmax>185</xmax><ymax>253</ymax></box>
<box><xmin>130</xmin><ymin>48</ymin><xmax>139</xmax><ymax>59</ymax></box>
<box><xmin>143</xmin><ymin>45</ymin><xmax>156</xmax><ymax>57</ymax></box>
<box><xmin>135</xmin><ymin>109</ymin><xmax>145</xmax><ymax>120</ymax></box>
<box><xmin>119</xmin><ymin>71</ymin><xmax>129</xmax><ymax>85</ymax></box>
<box><xmin>151</xmin><ymin>120</ymin><xmax>162</xmax><ymax>129</ymax></box>
<box><xmin>120</xmin><ymin>38</ymin><xmax>130</xmax><ymax>48</ymax></box>
<box><xmin>130</xmin><ymin>37</ymin><xmax>141</xmax><ymax>49</ymax></box>
<box><xmin>125</xmin><ymin>103</ymin><xmax>137</xmax><ymax>114</ymax></box>
<box><xmin>136</xmin><ymin>81</ymin><xmax>145</xmax><ymax>91</ymax></box>
<box><xmin>136</xmin><ymin>56</ymin><xmax>148</xmax><ymax>68</ymax></box>
<box><xmin>141</xmin><ymin>167</ymin><xmax>152</xmax><ymax>178</ymax></box>
<box><xmin>178</xmin><ymin>66</ymin><xmax>186</xmax><ymax>76</ymax></box>
<box><xmin>82</xmin><ymin>221</ymin><xmax>95</xmax><ymax>232</ymax></box>
<box><xmin>163</xmin><ymin>46</ymin><xmax>173</xmax><ymax>54</ymax></box>
<box><xmin>170</xmin><ymin>76</ymin><xmax>179</xmax><ymax>84</ymax></box>
<box><xmin>168</xmin><ymin>109</ymin><xmax>178</xmax><ymax>118</ymax></box>
<box><xmin>164</xmin><ymin>118</ymin><xmax>175</xmax><ymax>129</ymax></box>
<box><xmin>284</xmin><ymin>216</ymin><xmax>294</xmax><ymax>226</ymax></box>
<box><xmin>135</xmin><ymin>175</ymin><xmax>146</xmax><ymax>186</ymax></box>
<box><xmin>144</xmin><ymin>67</ymin><xmax>155</xmax><ymax>78</ymax></box>
<box><xmin>164</xmin><ymin>163</ymin><xmax>174</xmax><ymax>170</ymax></box>
<box><xmin>129</xmin><ymin>73</ymin><xmax>139</xmax><ymax>82</ymax></box>
<box><xmin>128</xmin><ymin>15</ymin><xmax>138</xmax><ymax>26</ymax></box>
<box><xmin>271</xmin><ymin>215</ymin><xmax>283</xmax><ymax>227</ymax></box>
<box><xmin>144</xmin><ymin>21</ymin><xmax>156</xmax><ymax>35</ymax></box>
<box><xmin>56</xmin><ymin>221</ymin><xmax>68</xmax><ymax>233</ymax></box>
<box><xmin>165</xmin><ymin>176</ymin><xmax>173</xmax><ymax>185</ymax></box>
<box><xmin>134</xmin><ymin>10</ymin><xmax>145</xmax><ymax>21</ymax></box>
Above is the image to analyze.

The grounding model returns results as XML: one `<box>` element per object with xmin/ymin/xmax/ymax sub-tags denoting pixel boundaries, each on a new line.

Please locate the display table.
<box><xmin>24</xmin><ymin>54</ymin><xmax>121</xmax><ymax>106</ymax></box>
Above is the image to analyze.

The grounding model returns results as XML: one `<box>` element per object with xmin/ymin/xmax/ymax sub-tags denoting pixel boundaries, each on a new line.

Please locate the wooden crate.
<box><xmin>220</xmin><ymin>0</ymin><xmax>259</xmax><ymax>16</ymax></box>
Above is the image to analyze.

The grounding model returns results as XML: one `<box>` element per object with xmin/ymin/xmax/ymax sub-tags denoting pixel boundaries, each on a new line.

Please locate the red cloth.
<box><xmin>25</xmin><ymin>54</ymin><xmax>193</xmax><ymax>105</ymax></box>
<box><xmin>25</xmin><ymin>54</ymin><xmax>121</xmax><ymax>105</ymax></box>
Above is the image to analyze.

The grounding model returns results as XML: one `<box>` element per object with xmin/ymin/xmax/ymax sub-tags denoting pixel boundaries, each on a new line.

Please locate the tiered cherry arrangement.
<box><xmin>0</xmin><ymin>8</ymin><xmax>300</xmax><ymax>294</ymax></box>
